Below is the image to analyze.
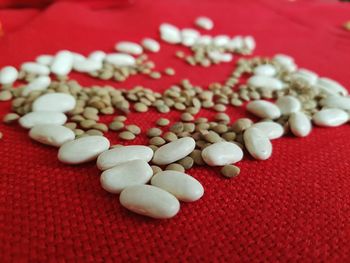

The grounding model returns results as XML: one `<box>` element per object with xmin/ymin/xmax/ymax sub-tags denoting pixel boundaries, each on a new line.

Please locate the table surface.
<box><xmin>0</xmin><ymin>0</ymin><xmax>350</xmax><ymax>261</ymax></box>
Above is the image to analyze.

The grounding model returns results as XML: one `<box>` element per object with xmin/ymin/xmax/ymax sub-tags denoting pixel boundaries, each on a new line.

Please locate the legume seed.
<box><xmin>119</xmin><ymin>131</ymin><xmax>136</xmax><ymax>140</ymax></box>
<box><xmin>221</xmin><ymin>165</ymin><xmax>240</xmax><ymax>178</ymax></box>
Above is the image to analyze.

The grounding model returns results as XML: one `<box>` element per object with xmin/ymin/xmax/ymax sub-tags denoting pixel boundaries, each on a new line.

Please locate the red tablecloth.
<box><xmin>1</xmin><ymin>0</ymin><xmax>350</xmax><ymax>261</ymax></box>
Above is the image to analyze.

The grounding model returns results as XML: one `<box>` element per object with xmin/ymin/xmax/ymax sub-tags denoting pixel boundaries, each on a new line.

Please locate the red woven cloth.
<box><xmin>1</xmin><ymin>0</ymin><xmax>350</xmax><ymax>261</ymax></box>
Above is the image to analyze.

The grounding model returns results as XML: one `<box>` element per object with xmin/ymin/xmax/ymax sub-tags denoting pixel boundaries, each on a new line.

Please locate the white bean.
<box><xmin>289</xmin><ymin>112</ymin><xmax>312</xmax><ymax>137</ymax></box>
<box><xmin>142</xmin><ymin>38</ymin><xmax>160</xmax><ymax>53</ymax></box>
<box><xmin>32</xmin><ymin>93</ymin><xmax>76</xmax><ymax>113</ymax></box>
<box><xmin>120</xmin><ymin>185</ymin><xmax>180</xmax><ymax>219</ymax></box>
<box><xmin>22</xmin><ymin>76</ymin><xmax>51</xmax><ymax>96</ymax></box>
<box><xmin>312</xmin><ymin>108</ymin><xmax>349</xmax><ymax>127</ymax></box>
<box><xmin>152</xmin><ymin>137</ymin><xmax>195</xmax><ymax>165</ymax></box>
<box><xmin>19</xmin><ymin>111</ymin><xmax>67</xmax><ymax>129</ymax></box>
<box><xmin>97</xmin><ymin>145</ymin><xmax>153</xmax><ymax>170</ymax></box>
<box><xmin>105</xmin><ymin>53</ymin><xmax>136</xmax><ymax>67</ymax></box>
<box><xmin>0</xmin><ymin>66</ymin><xmax>18</xmax><ymax>85</ymax></box>
<box><xmin>247</xmin><ymin>75</ymin><xmax>284</xmax><ymax>91</ymax></box>
<box><xmin>51</xmin><ymin>50</ymin><xmax>74</xmax><ymax>76</ymax></box>
<box><xmin>159</xmin><ymin>23</ymin><xmax>181</xmax><ymax>44</ymax></box>
<box><xmin>275</xmin><ymin>96</ymin><xmax>301</xmax><ymax>115</ymax></box>
<box><xmin>246</xmin><ymin>100</ymin><xmax>281</xmax><ymax>119</ymax></box>
<box><xmin>202</xmin><ymin>141</ymin><xmax>243</xmax><ymax>166</ymax></box>
<box><xmin>151</xmin><ymin>170</ymin><xmax>204</xmax><ymax>202</ymax></box>
<box><xmin>115</xmin><ymin>41</ymin><xmax>143</xmax><ymax>55</ymax></box>
<box><xmin>29</xmin><ymin>124</ymin><xmax>75</xmax><ymax>147</ymax></box>
<box><xmin>244</xmin><ymin>127</ymin><xmax>272</xmax><ymax>160</ymax></box>
<box><xmin>21</xmin><ymin>62</ymin><xmax>50</xmax><ymax>75</ymax></box>
<box><xmin>100</xmin><ymin>160</ymin><xmax>153</xmax><ymax>194</ymax></box>
<box><xmin>58</xmin><ymin>136</ymin><xmax>110</xmax><ymax>164</ymax></box>
<box><xmin>251</xmin><ymin>122</ymin><xmax>284</xmax><ymax>140</ymax></box>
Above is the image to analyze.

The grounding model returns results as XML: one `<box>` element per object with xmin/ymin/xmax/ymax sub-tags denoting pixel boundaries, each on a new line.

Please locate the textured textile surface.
<box><xmin>0</xmin><ymin>0</ymin><xmax>350</xmax><ymax>261</ymax></box>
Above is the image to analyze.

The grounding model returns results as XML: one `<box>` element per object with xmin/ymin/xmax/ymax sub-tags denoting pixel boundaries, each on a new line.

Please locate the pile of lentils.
<box><xmin>0</xmin><ymin>16</ymin><xmax>349</xmax><ymax>219</ymax></box>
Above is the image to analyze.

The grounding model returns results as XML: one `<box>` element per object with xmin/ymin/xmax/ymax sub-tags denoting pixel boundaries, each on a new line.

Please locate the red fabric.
<box><xmin>1</xmin><ymin>0</ymin><xmax>350</xmax><ymax>261</ymax></box>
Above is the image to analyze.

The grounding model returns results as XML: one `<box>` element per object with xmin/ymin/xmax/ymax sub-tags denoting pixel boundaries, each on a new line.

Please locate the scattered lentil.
<box><xmin>119</xmin><ymin>131</ymin><xmax>136</xmax><ymax>140</ymax></box>
<box><xmin>165</xmin><ymin>163</ymin><xmax>185</xmax><ymax>173</ymax></box>
<box><xmin>221</xmin><ymin>165</ymin><xmax>240</xmax><ymax>178</ymax></box>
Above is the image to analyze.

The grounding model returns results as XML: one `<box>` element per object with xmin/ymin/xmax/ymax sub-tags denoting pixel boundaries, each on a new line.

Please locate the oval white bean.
<box><xmin>19</xmin><ymin>111</ymin><xmax>67</xmax><ymax>129</ymax></box>
<box><xmin>289</xmin><ymin>112</ymin><xmax>312</xmax><ymax>137</ymax></box>
<box><xmin>248</xmin><ymin>75</ymin><xmax>284</xmax><ymax>91</ymax></box>
<box><xmin>317</xmin><ymin>78</ymin><xmax>348</xmax><ymax>96</ymax></box>
<box><xmin>0</xmin><ymin>66</ymin><xmax>18</xmax><ymax>85</ymax></box>
<box><xmin>253</xmin><ymin>64</ymin><xmax>276</xmax><ymax>77</ymax></box>
<box><xmin>195</xmin><ymin>16</ymin><xmax>214</xmax><ymax>30</ymax></box>
<box><xmin>115</xmin><ymin>41</ymin><xmax>143</xmax><ymax>55</ymax></box>
<box><xmin>119</xmin><ymin>185</ymin><xmax>180</xmax><ymax>219</ymax></box>
<box><xmin>246</xmin><ymin>100</ymin><xmax>281</xmax><ymax>119</ymax></box>
<box><xmin>275</xmin><ymin>96</ymin><xmax>301</xmax><ymax>115</ymax></box>
<box><xmin>29</xmin><ymin>124</ymin><xmax>75</xmax><ymax>147</ymax></box>
<box><xmin>58</xmin><ymin>136</ymin><xmax>110</xmax><ymax>164</ymax></box>
<box><xmin>244</xmin><ymin>127</ymin><xmax>272</xmax><ymax>160</ymax></box>
<box><xmin>36</xmin><ymin>55</ymin><xmax>54</xmax><ymax>66</ymax></box>
<box><xmin>312</xmin><ymin>108</ymin><xmax>348</xmax><ymax>127</ymax></box>
<box><xmin>97</xmin><ymin>145</ymin><xmax>153</xmax><ymax>170</ymax></box>
<box><xmin>88</xmin><ymin>51</ymin><xmax>106</xmax><ymax>62</ymax></box>
<box><xmin>21</xmin><ymin>62</ymin><xmax>50</xmax><ymax>75</ymax></box>
<box><xmin>201</xmin><ymin>141</ymin><xmax>243</xmax><ymax>166</ymax></box>
<box><xmin>105</xmin><ymin>53</ymin><xmax>136</xmax><ymax>67</ymax></box>
<box><xmin>227</xmin><ymin>36</ymin><xmax>243</xmax><ymax>50</ymax></box>
<box><xmin>196</xmin><ymin>35</ymin><xmax>212</xmax><ymax>45</ymax></box>
<box><xmin>251</xmin><ymin>121</ymin><xmax>284</xmax><ymax>140</ymax></box>
<box><xmin>160</xmin><ymin>23</ymin><xmax>181</xmax><ymax>44</ymax></box>
<box><xmin>213</xmin><ymin>35</ymin><xmax>230</xmax><ymax>47</ymax></box>
<box><xmin>22</xmin><ymin>76</ymin><xmax>51</xmax><ymax>96</ymax></box>
<box><xmin>151</xmin><ymin>171</ymin><xmax>204</xmax><ymax>202</ymax></box>
<box><xmin>142</xmin><ymin>38</ymin><xmax>160</xmax><ymax>53</ymax></box>
<box><xmin>320</xmin><ymin>96</ymin><xmax>350</xmax><ymax>111</ymax></box>
<box><xmin>73</xmin><ymin>59</ymin><xmax>102</xmax><ymax>73</ymax></box>
<box><xmin>208</xmin><ymin>51</ymin><xmax>233</xmax><ymax>62</ymax></box>
<box><xmin>32</xmin><ymin>93</ymin><xmax>76</xmax><ymax>112</ymax></box>
<box><xmin>51</xmin><ymin>50</ymin><xmax>74</xmax><ymax>76</ymax></box>
<box><xmin>152</xmin><ymin>137</ymin><xmax>195</xmax><ymax>165</ymax></box>
<box><xmin>181</xmin><ymin>28</ymin><xmax>200</xmax><ymax>46</ymax></box>
<box><xmin>100</xmin><ymin>160</ymin><xmax>153</xmax><ymax>194</ymax></box>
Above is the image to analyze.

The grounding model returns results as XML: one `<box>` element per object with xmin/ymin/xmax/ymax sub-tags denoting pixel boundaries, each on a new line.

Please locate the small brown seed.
<box><xmin>3</xmin><ymin>113</ymin><xmax>20</xmax><ymax>124</ymax></box>
<box><xmin>165</xmin><ymin>163</ymin><xmax>185</xmax><ymax>173</ymax></box>
<box><xmin>149</xmin><ymin>136</ymin><xmax>166</xmax><ymax>146</ymax></box>
<box><xmin>190</xmin><ymin>149</ymin><xmax>205</xmax><ymax>165</ymax></box>
<box><xmin>114</xmin><ymin>116</ymin><xmax>127</xmax><ymax>122</ymax></box>
<box><xmin>126</xmin><ymin>124</ymin><xmax>141</xmax><ymax>135</ymax></box>
<box><xmin>174</xmin><ymin>102</ymin><xmax>186</xmax><ymax>111</ymax></box>
<box><xmin>71</xmin><ymin>115</ymin><xmax>85</xmax><ymax>122</ymax></box>
<box><xmin>231</xmin><ymin>118</ymin><xmax>253</xmax><ymax>133</ymax></box>
<box><xmin>222</xmin><ymin>132</ymin><xmax>236</xmax><ymax>141</ymax></box>
<box><xmin>344</xmin><ymin>21</ymin><xmax>350</xmax><ymax>31</ymax></box>
<box><xmin>150</xmin><ymin>72</ymin><xmax>161</xmax><ymax>79</ymax></box>
<box><xmin>74</xmin><ymin>129</ymin><xmax>85</xmax><ymax>136</ymax></box>
<box><xmin>134</xmin><ymin>102</ymin><xmax>148</xmax><ymax>113</ymax></box>
<box><xmin>214</xmin><ymin>113</ymin><xmax>230</xmax><ymax>122</ymax></box>
<box><xmin>157</xmin><ymin>104</ymin><xmax>170</xmax><ymax>113</ymax></box>
<box><xmin>86</xmin><ymin>129</ymin><xmax>103</xmax><ymax>136</ymax></box>
<box><xmin>164</xmin><ymin>68</ymin><xmax>175</xmax><ymax>76</ymax></box>
<box><xmin>221</xmin><ymin>165</ymin><xmax>240</xmax><ymax>178</ymax></box>
<box><xmin>177</xmin><ymin>156</ymin><xmax>194</xmax><ymax>170</ymax></box>
<box><xmin>195</xmin><ymin>122</ymin><xmax>210</xmax><ymax>132</ymax></box>
<box><xmin>109</xmin><ymin>121</ymin><xmax>124</xmax><ymax>131</ymax></box>
<box><xmin>64</xmin><ymin>122</ymin><xmax>77</xmax><ymax>130</ymax></box>
<box><xmin>163</xmin><ymin>131</ymin><xmax>178</xmax><ymax>142</ymax></box>
<box><xmin>156</xmin><ymin>118</ymin><xmax>170</xmax><ymax>126</ymax></box>
<box><xmin>0</xmin><ymin>90</ymin><xmax>12</xmax><ymax>101</ymax></box>
<box><xmin>181</xmin><ymin>112</ymin><xmax>194</xmax><ymax>122</ymax></box>
<box><xmin>212</xmin><ymin>124</ymin><xmax>228</xmax><ymax>134</ymax></box>
<box><xmin>175</xmin><ymin>51</ymin><xmax>185</xmax><ymax>58</ymax></box>
<box><xmin>110</xmin><ymin>144</ymin><xmax>124</xmax><ymax>149</ymax></box>
<box><xmin>195</xmin><ymin>117</ymin><xmax>208</xmax><ymax>124</ymax></box>
<box><xmin>93</xmin><ymin>123</ymin><xmax>108</xmax><ymax>132</ymax></box>
<box><xmin>151</xmin><ymin>165</ymin><xmax>162</xmax><ymax>175</ymax></box>
<box><xmin>169</xmin><ymin>122</ymin><xmax>184</xmax><ymax>134</ymax></box>
<box><xmin>231</xmin><ymin>98</ymin><xmax>243</xmax><ymax>107</ymax></box>
<box><xmin>0</xmin><ymin>131</ymin><xmax>3</xmax><ymax>140</ymax></box>
<box><xmin>203</xmin><ymin>130</ymin><xmax>222</xmax><ymax>143</ymax></box>
<box><xmin>148</xmin><ymin>145</ymin><xmax>159</xmax><ymax>152</ymax></box>
<box><xmin>119</xmin><ymin>131</ymin><xmax>136</xmax><ymax>140</ymax></box>
<box><xmin>213</xmin><ymin>104</ymin><xmax>226</xmax><ymax>112</ymax></box>
<box><xmin>147</xmin><ymin>127</ymin><xmax>162</xmax><ymax>137</ymax></box>
<box><xmin>183</xmin><ymin>123</ymin><xmax>195</xmax><ymax>133</ymax></box>
<box><xmin>80</xmin><ymin>119</ymin><xmax>96</xmax><ymax>129</ymax></box>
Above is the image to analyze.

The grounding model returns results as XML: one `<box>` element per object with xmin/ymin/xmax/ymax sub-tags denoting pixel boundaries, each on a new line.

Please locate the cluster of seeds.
<box><xmin>159</xmin><ymin>18</ymin><xmax>255</xmax><ymax>66</ymax></box>
<box><xmin>0</xmin><ymin>17</ymin><xmax>349</xmax><ymax>219</ymax></box>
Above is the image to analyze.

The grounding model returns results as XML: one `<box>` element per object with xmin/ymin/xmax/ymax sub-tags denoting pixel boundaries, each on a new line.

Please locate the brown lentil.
<box><xmin>0</xmin><ymin>90</ymin><xmax>12</xmax><ymax>101</ymax></box>
<box><xmin>151</xmin><ymin>165</ymin><xmax>162</xmax><ymax>175</ymax></box>
<box><xmin>221</xmin><ymin>165</ymin><xmax>240</xmax><ymax>178</ymax></box>
<box><xmin>163</xmin><ymin>131</ymin><xmax>178</xmax><ymax>142</ymax></box>
<box><xmin>92</xmin><ymin>123</ymin><xmax>108</xmax><ymax>132</ymax></box>
<box><xmin>3</xmin><ymin>113</ymin><xmax>20</xmax><ymax>124</ymax></box>
<box><xmin>126</xmin><ymin>124</ymin><xmax>141</xmax><ymax>135</ymax></box>
<box><xmin>231</xmin><ymin>118</ymin><xmax>253</xmax><ymax>133</ymax></box>
<box><xmin>86</xmin><ymin>129</ymin><xmax>103</xmax><ymax>136</ymax></box>
<box><xmin>190</xmin><ymin>149</ymin><xmax>205</xmax><ymax>165</ymax></box>
<box><xmin>177</xmin><ymin>156</ymin><xmax>194</xmax><ymax>170</ymax></box>
<box><xmin>147</xmin><ymin>127</ymin><xmax>162</xmax><ymax>137</ymax></box>
<box><xmin>164</xmin><ymin>68</ymin><xmax>175</xmax><ymax>76</ymax></box>
<box><xmin>156</xmin><ymin>118</ymin><xmax>170</xmax><ymax>126</ymax></box>
<box><xmin>109</xmin><ymin>121</ymin><xmax>124</xmax><ymax>131</ymax></box>
<box><xmin>119</xmin><ymin>131</ymin><xmax>136</xmax><ymax>140</ymax></box>
<box><xmin>149</xmin><ymin>136</ymin><xmax>166</xmax><ymax>146</ymax></box>
<box><xmin>165</xmin><ymin>163</ymin><xmax>185</xmax><ymax>173</ymax></box>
